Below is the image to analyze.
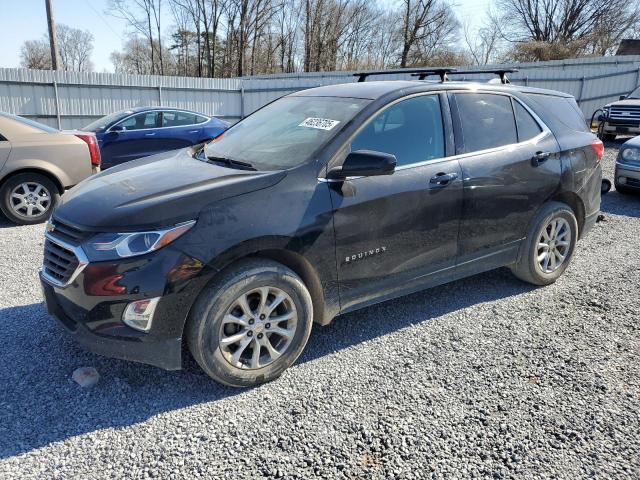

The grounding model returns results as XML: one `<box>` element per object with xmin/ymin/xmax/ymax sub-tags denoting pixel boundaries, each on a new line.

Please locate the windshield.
<box><xmin>628</xmin><ymin>87</ymin><xmax>640</xmax><ymax>99</ymax></box>
<box><xmin>0</xmin><ymin>113</ymin><xmax>58</xmax><ymax>133</ymax></box>
<box><xmin>203</xmin><ymin>96</ymin><xmax>370</xmax><ymax>170</ymax></box>
<box><xmin>83</xmin><ymin>110</ymin><xmax>135</xmax><ymax>132</ymax></box>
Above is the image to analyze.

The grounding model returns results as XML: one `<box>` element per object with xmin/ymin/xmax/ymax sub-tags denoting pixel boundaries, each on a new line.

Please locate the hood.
<box><xmin>605</xmin><ymin>98</ymin><xmax>640</xmax><ymax>108</ymax></box>
<box><xmin>54</xmin><ymin>148</ymin><xmax>286</xmax><ymax>230</ymax></box>
<box><xmin>622</xmin><ymin>135</ymin><xmax>640</xmax><ymax>149</ymax></box>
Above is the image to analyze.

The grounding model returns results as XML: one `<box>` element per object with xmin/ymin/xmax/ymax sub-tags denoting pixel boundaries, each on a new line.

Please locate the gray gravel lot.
<box><xmin>0</xmin><ymin>141</ymin><xmax>639</xmax><ymax>479</ymax></box>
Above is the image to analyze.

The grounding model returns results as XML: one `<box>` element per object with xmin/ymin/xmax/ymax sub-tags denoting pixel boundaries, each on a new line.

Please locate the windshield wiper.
<box><xmin>206</xmin><ymin>156</ymin><xmax>257</xmax><ymax>171</ymax></box>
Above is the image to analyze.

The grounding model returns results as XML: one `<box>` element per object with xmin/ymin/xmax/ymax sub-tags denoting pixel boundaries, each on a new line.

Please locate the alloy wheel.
<box><xmin>9</xmin><ymin>182</ymin><xmax>51</xmax><ymax>218</ymax></box>
<box><xmin>218</xmin><ymin>286</ymin><xmax>298</xmax><ymax>370</ymax></box>
<box><xmin>537</xmin><ymin>217</ymin><xmax>571</xmax><ymax>274</ymax></box>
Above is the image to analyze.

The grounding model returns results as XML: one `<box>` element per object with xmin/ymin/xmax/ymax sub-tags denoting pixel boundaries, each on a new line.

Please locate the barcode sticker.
<box><xmin>299</xmin><ymin>117</ymin><xmax>340</xmax><ymax>130</ymax></box>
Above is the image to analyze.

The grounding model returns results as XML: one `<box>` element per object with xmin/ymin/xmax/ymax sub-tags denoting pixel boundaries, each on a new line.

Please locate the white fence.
<box><xmin>1</xmin><ymin>56</ymin><xmax>640</xmax><ymax>129</ymax></box>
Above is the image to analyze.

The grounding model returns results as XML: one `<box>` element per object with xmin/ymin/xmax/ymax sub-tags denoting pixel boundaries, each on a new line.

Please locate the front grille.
<box><xmin>43</xmin><ymin>238</ymin><xmax>80</xmax><ymax>285</ymax></box>
<box><xmin>42</xmin><ymin>219</ymin><xmax>90</xmax><ymax>286</ymax></box>
<box><xmin>609</xmin><ymin>105</ymin><xmax>640</xmax><ymax>123</ymax></box>
<box><xmin>48</xmin><ymin>218</ymin><xmax>90</xmax><ymax>244</ymax></box>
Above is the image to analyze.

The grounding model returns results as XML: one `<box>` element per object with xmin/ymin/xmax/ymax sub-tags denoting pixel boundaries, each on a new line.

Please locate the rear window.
<box><xmin>514</xmin><ymin>101</ymin><xmax>543</xmax><ymax>141</ymax></box>
<box><xmin>455</xmin><ymin>93</ymin><xmax>518</xmax><ymax>153</ymax></box>
<box><xmin>525</xmin><ymin>94</ymin><xmax>588</xmax><ymax>132</ymax></box>
<box><xmin>0</xmin><ymin>113</ymin><xmax>58</xmax><ymax>133</ymax></box>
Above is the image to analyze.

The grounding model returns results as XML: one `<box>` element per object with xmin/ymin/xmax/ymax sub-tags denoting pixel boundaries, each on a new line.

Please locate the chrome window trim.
<box><xmin>107</xmin><ymin>109</ymin><xmax>211</xmax><ymax>133</ymax></box>
<box><xmin>318</xmin><ymin>89</ymin><xmax>553</xmax><ymax>181</ymax></box>
<box><xmin>41</xmin><ymin>233</ymin><xmax>89</xmax><ymax>288</ymax></box>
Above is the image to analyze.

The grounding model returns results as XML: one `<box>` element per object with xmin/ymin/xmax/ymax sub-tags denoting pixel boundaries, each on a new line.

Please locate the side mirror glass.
<box><xmin>110</xmin><ymin>124</ymin><xmax>125</xmax><ymax>133</ymax></box>
<box><xmin>620</xmin><ymin>95</ymin><xmax>627</xmax><ymax>101</ymax></box>
<box><xmin>327</xmin><ymin>150</ymin><xmax>396</xmax><ymax>180</ymax></box>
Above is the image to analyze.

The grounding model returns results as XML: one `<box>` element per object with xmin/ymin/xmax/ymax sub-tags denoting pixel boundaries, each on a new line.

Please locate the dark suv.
<box><xmin>40</xmin><ymin>75</ymin><xmax>603</xmax><ymax>387</ymax></box>
<box><xmin>599</xmin><ymin>86</ymin><xmax>640</xmax><ymax>141</ymax></box>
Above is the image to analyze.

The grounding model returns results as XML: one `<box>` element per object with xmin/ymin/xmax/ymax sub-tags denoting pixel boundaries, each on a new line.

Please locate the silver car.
<box><xmin>0</xmin><ymin>113</ymin><xmax>100</xmax><ymax>225</ymax></box>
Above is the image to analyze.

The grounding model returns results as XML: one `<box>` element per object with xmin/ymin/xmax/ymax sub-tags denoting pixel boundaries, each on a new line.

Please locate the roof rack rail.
<box><xmin>353</xmin><ymin>68</ymin><xmax>457</xmax><ymax>82</ymax></box>
<box><xmin>444</xmin><ymin>68</ymin><xmax>519</xmax><ymax>84</ymax></box>
<box><xmin>354</xmin><ymin>67</ymin><xmax>518</xmax><ymax>84</ymax></box>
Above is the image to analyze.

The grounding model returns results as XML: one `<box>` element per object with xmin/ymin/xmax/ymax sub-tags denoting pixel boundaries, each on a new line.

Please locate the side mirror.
<box><xmin>327</xmin><ymin>150</ymin><xmax>396</xmax><ymax>180</ymax></box>
<box><xmin>109</xmin><ymin>124</ymin><xmax>125</xmax><ymax>133</ymax></box>
<box><xmin>620</xmin><ymin>95</ymin><xmax>627</xmax><ymax>101</ymax></box>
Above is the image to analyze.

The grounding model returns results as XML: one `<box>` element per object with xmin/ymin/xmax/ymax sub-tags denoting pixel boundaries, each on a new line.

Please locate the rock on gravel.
<box><xmin>72</xmin><ymin>367</ymin><xmax>100</xmax><ymax>388</ymax></box>
<box><xmin>0</xmin><ymin>141</ymin><xmax>639</xmax><ymax>479</ymax></box>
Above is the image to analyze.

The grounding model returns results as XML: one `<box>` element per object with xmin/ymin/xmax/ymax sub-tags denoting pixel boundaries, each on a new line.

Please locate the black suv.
<box><xmin>40</xmin><ymin>75</ymin><xmax>602</xmax><ymax>387</ymax></box>
<box><xmin>599</xmin><ymin>86</ymin><xmax>640</xmax><ymax>141</ymax></box>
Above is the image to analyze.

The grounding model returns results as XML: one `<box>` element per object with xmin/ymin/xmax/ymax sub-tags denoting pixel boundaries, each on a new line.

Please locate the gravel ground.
<box><xmin>0</xmin><ymin>141</ymin><xmax>639</xmax><ymax>479</ymax></box>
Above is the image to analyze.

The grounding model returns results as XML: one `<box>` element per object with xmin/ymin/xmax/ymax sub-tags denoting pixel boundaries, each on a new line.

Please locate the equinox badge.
<box><xmin>345</xmin><ymin>246</ymin><xmax>387</xmax><ymax>264</ymax></box>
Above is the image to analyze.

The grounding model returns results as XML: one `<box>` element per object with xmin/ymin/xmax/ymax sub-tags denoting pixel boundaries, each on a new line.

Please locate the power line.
<box><xmin>83</xmin><ymin>0</ymin><xmax>125</xmax><ymax>42</ymax></box>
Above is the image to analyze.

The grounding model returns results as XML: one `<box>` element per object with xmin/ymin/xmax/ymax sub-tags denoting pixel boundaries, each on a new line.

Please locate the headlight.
<box><xmin>84</xmin><ymin>220</ymin><xmax>196</xmax><ymax>261</ymax></box>
<box><xmin>620</xmin><ymin>147</ymin><xmax>640</xmax><ymax>163</ymax></box>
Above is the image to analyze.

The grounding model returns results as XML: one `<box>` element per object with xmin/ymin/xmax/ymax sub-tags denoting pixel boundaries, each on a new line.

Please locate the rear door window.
<box><xmin>162</xmin><ymin>111</ymin><xmax>200</xmax><ymax>127</ymax></box>
<box><xmin>514</xmin><ymin>101</ymin><xmax>543</xmax><ymax>142</ymax></box>
<box><xmin>525</xmin><ymin>94</ymin><xmax>588</xmax><ymax>132</ymax></box>
<box><xmin>454</xmin><ymin>93</ymin><xmax>517</xmax><ymax>153</ymax></box>
<box><xmin>351</xmin><ymin>95</ymin><xmax>445</xmax><ymax>167</ymax></box>
<box><xmin>119</xmin><ymin>112</ymin><xmax>159</xmax><ymax>131</ymax></box>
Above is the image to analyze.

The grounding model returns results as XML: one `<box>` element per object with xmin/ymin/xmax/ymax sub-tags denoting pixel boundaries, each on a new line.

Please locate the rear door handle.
<box><xmin>145</xmin><ymin>132</ymin><xmax>156</xmax><ymax>136</ymax></box>
<box><xmin>531</xmin><ymin>151</ymin><xmax>551</xmax><ymax>166</ymax></box>
<box><xmin>429</xmin><ymin>172</ymin><xmax>458</xmax><ymax>187</ymax></box>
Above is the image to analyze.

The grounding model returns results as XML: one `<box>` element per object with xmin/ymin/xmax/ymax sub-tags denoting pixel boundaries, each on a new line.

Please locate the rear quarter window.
<box><xmin>525</xmin><ymin>94</ymin><xmax>588</xmax><ymax>132</ymax></box>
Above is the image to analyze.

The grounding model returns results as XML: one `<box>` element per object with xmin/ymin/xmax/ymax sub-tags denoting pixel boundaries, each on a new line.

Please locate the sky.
<box><xmin>0</xmin><ymin>0</ymin><xmax>492</xmax><ymax>73</ymax></box>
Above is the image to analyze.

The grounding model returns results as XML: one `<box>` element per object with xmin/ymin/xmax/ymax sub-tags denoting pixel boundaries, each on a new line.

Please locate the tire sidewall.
<box><xmin>526</xmin><ymin>205</ymin><xmax>578</xmax><ymax>284</ymax></box>
<box><xmin>189</xmin><ymin>262</ymin><xmax>313</xmax><ymax>387</ymax></box>
<box><xmin>0</xmin><ymin>173</ymin><xmax>59</xmax><ymax>225</ymax></box>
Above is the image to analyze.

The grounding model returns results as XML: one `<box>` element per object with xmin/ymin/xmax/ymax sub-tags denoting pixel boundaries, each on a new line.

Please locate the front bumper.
<box><xmin>602</xmin><ymin>121</ymin><xmax>640</xmax><ymax>135</ymax></box>
<box><xmin>615</xmin><ymin>162</ymin><xmax>640</xmax><ymax>189</ymax></box>
<box><xmin>40</xmin><ymin>247</ymin><xmax>212</xmax><ymax>370</ymax></box>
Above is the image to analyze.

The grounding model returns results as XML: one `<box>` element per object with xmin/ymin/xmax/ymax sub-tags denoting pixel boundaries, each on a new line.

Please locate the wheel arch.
<box><xmin>0</xmin><ymin>167</ymin><xmax>65</xmax><ymax>194</ymax></box>
<box><xmin>549</xmin><ymin>191</ymin><xmax>586</xmax><ymax>238</ymax></box>
<box><xmin>184</xmin><ymin>238</ymin><xmax>332</xmax><ymax>333</ymax></box>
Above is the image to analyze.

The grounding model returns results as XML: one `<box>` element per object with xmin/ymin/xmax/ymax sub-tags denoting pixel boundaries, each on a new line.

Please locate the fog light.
<box><xmin>122</xmin><ymin>297</ymin><xmax>160</xmax><ymax>332</ymax></box>
<box><xmin>618</xmin><ymin>176</ymin><xmax>627</xmax><ymax>185</ymax></box>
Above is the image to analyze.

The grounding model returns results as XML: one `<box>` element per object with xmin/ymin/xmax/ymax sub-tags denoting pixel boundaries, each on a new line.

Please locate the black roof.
<box><xmin>291</xmin><ymin>80</ymin><xmax>574</xmax><ymax>100</ymax></box>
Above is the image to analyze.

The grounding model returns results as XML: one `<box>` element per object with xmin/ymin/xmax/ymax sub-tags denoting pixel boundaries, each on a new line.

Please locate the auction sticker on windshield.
<box><xmin>299</xmin><ymin>118</ymin><xmax>341</xmax><ymax>130</ymax></box>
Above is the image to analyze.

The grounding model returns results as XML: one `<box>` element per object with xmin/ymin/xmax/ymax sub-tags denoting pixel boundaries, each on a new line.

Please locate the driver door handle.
<box><xmin>429</xmin><ymin>172</ymin><xmax>458</xmax><ymax>187</ymax></box>
<box><xmin>145</xmin><ymin>132</ymin><xmax>156</xmax><ymax>136</ymax></box>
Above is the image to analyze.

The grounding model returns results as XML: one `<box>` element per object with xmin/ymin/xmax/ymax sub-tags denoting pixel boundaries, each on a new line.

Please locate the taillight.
<box><xmin>75</xmin><ymin>134</ymin><xmax>101</xmax><ymax>167</ymax></box>
<box><xmin>591</xmin><ymin>138</ymin><xmax>604</xmax><ymax>162</ymax></box>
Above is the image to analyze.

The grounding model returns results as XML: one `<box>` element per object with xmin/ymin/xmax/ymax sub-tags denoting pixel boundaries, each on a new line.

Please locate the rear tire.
<box><xmin>186</xmin><ymin>258</ymin><xmax>313</xmax><ymax>387</ymax></box>
<box><xmin>0</xmin><ymin>173</ymin><xmax>60</xmax><ymax>225</ymax></box>
<box><xmin>510</xmin><ymin>202</ymin><xmax>578</xmax><ymax>286</ymax></box>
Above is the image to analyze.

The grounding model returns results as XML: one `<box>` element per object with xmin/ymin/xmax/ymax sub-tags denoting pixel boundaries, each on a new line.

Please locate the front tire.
<box><xmin>510</xmin><ymin>202</ymin><xmax>578</xmax><ymax>286</ymax></box>
<box><xmin>186</xmin><ymin>259</ymin><xmax>313</xmax><ymax>387</ymax></box>
<box><xmin>0</xmin><ymin>173</ymin><xmax>60</xmax><ymax>225</ymax></box>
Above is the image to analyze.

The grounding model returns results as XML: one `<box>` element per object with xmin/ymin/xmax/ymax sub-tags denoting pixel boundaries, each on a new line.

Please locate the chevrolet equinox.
<box><xmin>41</xmin><ymin>77</ymin><xmax>603</xmax><ymax>387</ymax></box>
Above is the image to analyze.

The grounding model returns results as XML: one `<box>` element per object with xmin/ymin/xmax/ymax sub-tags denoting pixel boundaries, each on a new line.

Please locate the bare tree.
<box><xmin>495</xmin><ymin>0</ymin><xmax>640</xmax><ymax>60</ymax></box>
<box><xmin>462</xmin><ymin>14</ymin><xmax>502</xmax><ymax>65</ymax></box>
<box><xmin>20</xmin><ymin>40</ymin><xmax>52</xmax><ymax>70</ymax></box>
<box><xmin>109</xmin><ymin>0</ymin><xmax>165</xmax><ymax>74</ymax></box>
<box><xmin>399</xmin><ymin>0</ymin><xmax>458</xmax><ymax>68</ymax></box>
<box><xmin>20</xmin><ymin>24</ymin><xmax>94</xmax><ymax>72</ymax></box>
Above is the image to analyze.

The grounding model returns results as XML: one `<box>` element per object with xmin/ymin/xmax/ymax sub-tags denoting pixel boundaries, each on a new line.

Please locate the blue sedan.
<box><xmin>83</xmin><ymin>107</ymin><xmax>229</xmax><ymax>169</ymax></box>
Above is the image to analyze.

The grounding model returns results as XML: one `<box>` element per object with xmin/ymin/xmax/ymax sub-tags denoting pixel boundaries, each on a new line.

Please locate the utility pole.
<box><xmin>45</xmin><ymin>0</ymin><xmax>60</xmax><ymax>70</ymax></box>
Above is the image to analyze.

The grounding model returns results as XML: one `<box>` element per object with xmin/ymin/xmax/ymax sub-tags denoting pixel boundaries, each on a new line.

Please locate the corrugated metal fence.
<box><xmin>1</xmin><ymin>55</ymin><xmax>640</xmax><ymax>129</ymax></box>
